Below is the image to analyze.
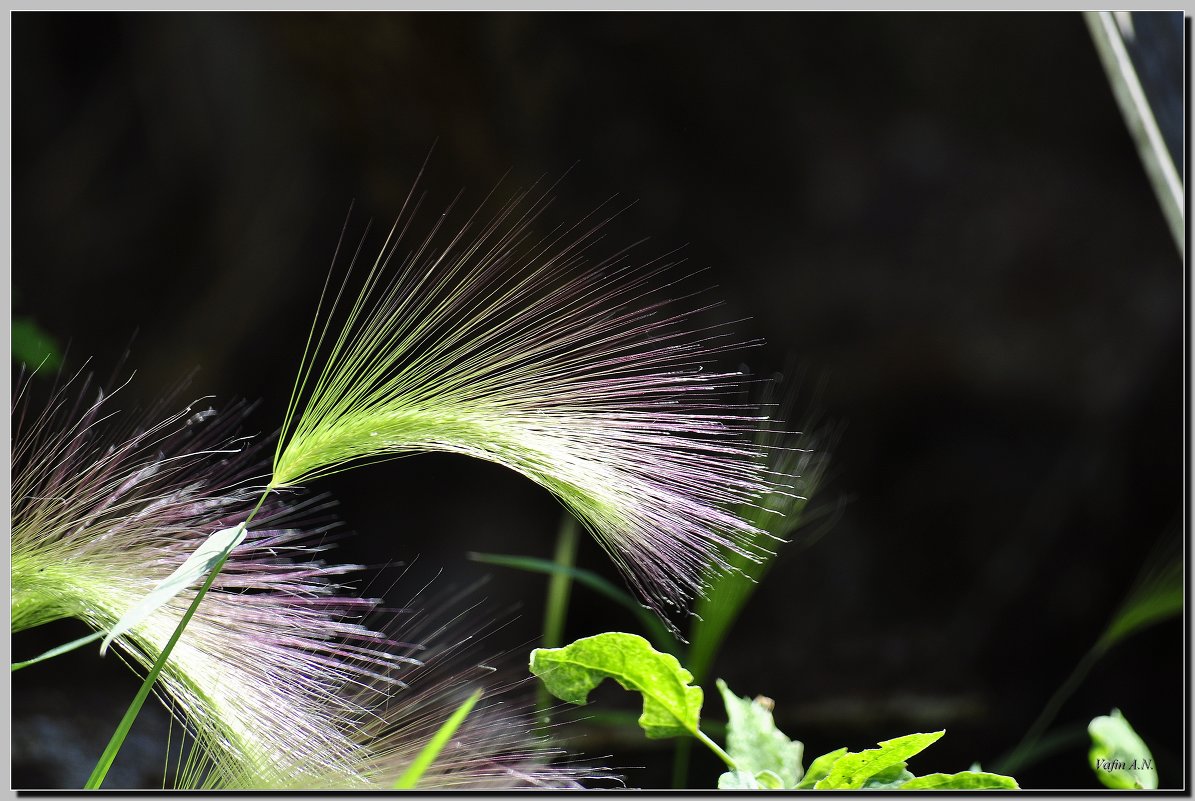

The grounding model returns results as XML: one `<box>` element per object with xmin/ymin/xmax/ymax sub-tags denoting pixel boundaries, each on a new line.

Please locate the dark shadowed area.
<box><xmin>11</xmin><ymin>12</ymin><xmax>1184</xmax><ymax>790</ymax></box>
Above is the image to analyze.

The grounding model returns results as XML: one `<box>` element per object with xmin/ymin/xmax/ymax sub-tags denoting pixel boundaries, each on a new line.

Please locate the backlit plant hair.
<box><xmin>14</xmin><ymin>173</ymin><xmax>791</xmax><ymax>786</ymax></box>
<box><xmin>270</xmin><ymin>178</ymin><xmax>786</xmax><ymax>626</ymax></box>
<box><xmin>11</xmin><ymin>372</ymin><xmax>591</xmax><ymax>789</ymax></box>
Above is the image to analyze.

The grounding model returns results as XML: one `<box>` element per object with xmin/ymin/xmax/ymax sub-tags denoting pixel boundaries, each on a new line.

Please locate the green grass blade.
<box><xmin>538</xmin><ymin>516</ymin><xmax>580</xmax><ymax>716</ymax></box>
<box><xmin>995</xmin><ymin>533</ymin><xmax>1181</xmax><ymax>776</ymax></box>
<box><xmin>84</xmin><ymin>540</ymin><xmax>238</xmax><ymax>789</ymax></box>
<box><xmin>988</xmin><ymin>724</ymin><xmax>1085</xmax><ymax>776</ymax></box>
<box><xmin>11</xmin><ymin>630</ymin><xmax>104</xmax><ymax>672</ymax></box>
<box><xmin>100</xmin><ymin>524</ymin><xmax>247</xmax><ymax>656</ymax></box>
<box><xmin>468</xmin><ymin>551</ymin><xmax>679</xmax><ymax>655</ymax></box>
<box><xmin>1098</xmin><ymin>546</ymin><xmax>1182</xmax><ymax>653</ymax></box>
<box><xmin>541</xmin><ymin>517</ymin><xmax>580</xmax><ymax>651</ymax></box>
<box><xmin>671</xmin><ymin>737</ymin><xmax>694</xmax><ymax>789</ymax></box>
<box><xmin>393</xmin><ymin>689</ymin><xmax>482</xmax><ymax>789</ymax></box>
<box><xmin>161</xmin><ymin>700</ymin><xmax>175</xmax><ymax>790</ymax></box>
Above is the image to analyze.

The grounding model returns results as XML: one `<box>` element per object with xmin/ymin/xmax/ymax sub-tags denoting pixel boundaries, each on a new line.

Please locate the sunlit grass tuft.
<box><xmin>273</xmin><ymin>180</ymin><xmax>787</xmax><ymax>625</ymax></box>
<box><xmin>12</xmin><ymin>373</ymin><xmax>593</xmax><ymax>789</ymax></box>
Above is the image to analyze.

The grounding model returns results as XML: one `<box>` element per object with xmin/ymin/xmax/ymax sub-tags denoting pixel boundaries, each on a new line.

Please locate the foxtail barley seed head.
<box><xmin>12</xmin><ymin>372</ymin><xmax>592</xmax><ymax>789</ymax></box>
<box><xmin>273</xmin><ymin>180</ymin><xmax>789</xmax><ymax>627</ymax></box>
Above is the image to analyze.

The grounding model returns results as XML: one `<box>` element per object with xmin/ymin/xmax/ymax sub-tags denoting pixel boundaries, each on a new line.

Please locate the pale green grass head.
<box><xmin>272</xmin><ymin>182</ymin><xmax>788</xmax><ymax>627</ymax></box>
<box><xmin>12</xmin><ymin>373</ymin><xmax>590</xmax><ymax>789</ymax></box>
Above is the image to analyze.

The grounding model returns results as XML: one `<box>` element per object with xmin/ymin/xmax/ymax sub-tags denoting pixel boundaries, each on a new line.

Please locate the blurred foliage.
<box><xmin>12</xmin><ymin>318</ymin><xmax>62</xmax><ymax>373</ymax></box>
<box><xmin>1088</xmin><ymin>709</ymin><xmax>1157</xmax><ymax>790</ymax></box>
<box><xmin>997</xmin><ymin>531</ymin><xmax>1181</xmax><ymax>777</ymax></box>
<box><xmin>1097</xmin><ymin>537</ymin><xmax>1182</xmax><ymax>654</ymax></box>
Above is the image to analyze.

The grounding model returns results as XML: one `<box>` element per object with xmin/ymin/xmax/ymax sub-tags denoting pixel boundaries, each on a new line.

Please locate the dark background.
<box><xmin>11</xmin><ymin>12</ymin><xmax>1185</xmax><ymax>790</ymax></box>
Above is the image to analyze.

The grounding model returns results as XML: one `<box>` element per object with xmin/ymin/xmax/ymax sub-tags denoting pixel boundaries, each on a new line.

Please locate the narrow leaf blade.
<box><xmin>12</xmin><ymin>631</ymin><xmax>104</xmax><ymax>672</ymax></box>
<box><xmin>393</xmin><ymin>689</ymin><xmax>483</xmax><ymax>789</ymax></box>
<box><xmin>85</xmin><ymin>532</ymin><xmax>240</xmax><ymax>789</ymax></box>
<box><xmin>469</xmin><ymin>551</ymin><xmax>679</xmax><ymax>654</ymax></box>
<box><xmin>100</xmin><ymin>524</ymin><xmax>247</xmax><ymax>655</ymax></box>
<box><xmin>1099</xmin><ymin>555</ymin><xmax>1182</xmax><ymax>652</ymax></box>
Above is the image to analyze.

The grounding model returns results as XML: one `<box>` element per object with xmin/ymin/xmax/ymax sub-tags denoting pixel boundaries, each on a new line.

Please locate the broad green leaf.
<box><xmin>900</xmin><ymin>771</ymin><xmax>1019</xmax><ymax>789</ymax></box>
<box><xmin>101</xmin><ymin>524</ymin><xmax>247</xmax><ymax>655</ymax></box>
<box><xmin>791</xmin><ymin>733</ymin><xmax>1017</xmax><ymax>791</ymax></box>
<box><xmin>717</xmin><ymin>679</ymin><xmax>803</xmax><ymax>787</ymax></box>
<box><xmin>530</xmin><ymin>632</ymin><xmax>702</xmax><ymax>739</ymax></box>
<box><xmin>861</xmin><ymin>763</ymin><xmax>914</xmax><ymax>789</ymax></box>
<box><xmin>814</xmin><ymin>731</ymin><xmax>944</xmax><ymax>790</ymax></box>
<box><xmin>795</xmin><ymin>747</ymin><xmax>847</xmax><ymax>789</ymax></box>
<box><xmin>393</xmin><ymin>689</ymin><xmax>482</xmax><ymax>789</ymax></box>
<box><xmin>1089</xmin><ymin>709</ymin><xmax>1158</xmax><ymax>789</ymax></box>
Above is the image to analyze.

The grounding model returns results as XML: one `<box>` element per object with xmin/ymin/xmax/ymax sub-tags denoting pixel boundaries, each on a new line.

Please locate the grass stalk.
<box><xmin>538</xmin><ymin>515</ymin><xmax>580</xmax><ymax>716</ymax></box>
<box><xmin>392</xmin><ymin>689</ymin><xmax>483</xmax><ymax>789</ymax></box>
<box><xmin>467</xmin><ymin>551</ymin><xmax>678</xmax><ymax>655</ymax></box>
<box><xmin>84</xmin><ymin>490</ymin><xmax>270</xmax><ymax>789</ymax></box>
